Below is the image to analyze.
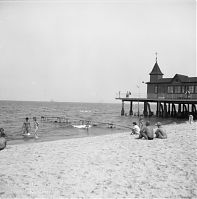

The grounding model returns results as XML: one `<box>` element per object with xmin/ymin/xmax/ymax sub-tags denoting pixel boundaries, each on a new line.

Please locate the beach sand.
<box><xmin>0</xmin><ymin>122</ymin><xmax>196</xmax><ymax>198</ymax></box>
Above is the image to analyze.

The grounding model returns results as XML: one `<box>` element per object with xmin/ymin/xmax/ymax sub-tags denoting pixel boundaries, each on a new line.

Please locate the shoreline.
<box><xmin>7</xmin><ymin>119</ymin><xmax>188</xmax><ymax>146</ymax></box>
<box><xmin>7</xmin><ymin>127</ymin><xmax>130</xmax><ymax>146</ymax></box>
<box><xmin>0</xmin><ymin>122</ymin><xmax>196</xmax><ymax>198</ymax></box>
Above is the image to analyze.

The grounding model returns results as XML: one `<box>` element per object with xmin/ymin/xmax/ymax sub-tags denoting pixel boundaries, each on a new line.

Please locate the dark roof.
<box><xmin>174</xmin><ymin>74</ymin><xmax>188</xmax><ymax>82</ymax></box>
<box><xmin>149</xmin><ymin>62</ymin><xmax>164</xmax><ymax>75</ymax></box>
<box><xmin>147</xmin><ymin>74</ymin><xmax>197</xmax><ymax>84</ymax></box>
<box><xmin>172</xmin><ymin>74</ymin><xmax>197</xmax><ymax>83</ymax></box>
<box><xmin>189</xmin><ymin>77</ymin><xmax>197</xmax><ymax>82</ymax></box>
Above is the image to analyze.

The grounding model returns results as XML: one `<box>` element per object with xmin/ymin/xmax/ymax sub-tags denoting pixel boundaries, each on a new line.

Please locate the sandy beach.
<box><xmin>0</xmin><ymin>122</ymin><xmax>196</xmax><ymax>198</ymax></box>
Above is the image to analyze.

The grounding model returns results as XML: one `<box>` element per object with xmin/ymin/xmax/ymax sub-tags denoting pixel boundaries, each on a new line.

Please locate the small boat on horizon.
<box><xmin>49</xmin><ymin>99</ymin><xmax>56</xmax><ymax>103</ymax></box>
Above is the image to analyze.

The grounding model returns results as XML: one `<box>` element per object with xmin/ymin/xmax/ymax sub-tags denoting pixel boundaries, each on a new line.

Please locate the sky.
<box><xmin>0</xmin><ymin>0</ymin><xmax>196</xmax><ymax>103</ymax></box>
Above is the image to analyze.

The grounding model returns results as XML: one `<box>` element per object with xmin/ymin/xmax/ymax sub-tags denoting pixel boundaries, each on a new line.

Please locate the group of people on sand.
<box><xmin>131</xmin><ymin>120</ymin><xmax>167</xmax><ymax>140</ymax></box>
<box><xmin>22</xmin><ymin>117</ymin><xmax>39</xmax><ymax>139</ymax></box>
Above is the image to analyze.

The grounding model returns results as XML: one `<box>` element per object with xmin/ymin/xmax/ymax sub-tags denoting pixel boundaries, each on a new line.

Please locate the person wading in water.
<box><xmin>22</xmin><ymin>117</ymin><xmax>31</xmax><ymax>136</ymax></box>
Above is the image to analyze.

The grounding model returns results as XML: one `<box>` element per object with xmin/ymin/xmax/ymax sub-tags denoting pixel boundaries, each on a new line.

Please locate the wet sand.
<box><xmin>0</xmin><ymin>122</ymin><xmax>196</xmax><ymax>198</ymax></box>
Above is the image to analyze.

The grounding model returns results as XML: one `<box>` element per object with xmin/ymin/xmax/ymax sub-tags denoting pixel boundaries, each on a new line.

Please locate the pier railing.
<box><xmin>116</xmin><ymin>92</ymin><xmax>197</xmax><ymax>100</ymax></box>
<box><xmin>116</xmin><ymin>92</ymin><xmax>147</xmax><ymax>99</ymax></box>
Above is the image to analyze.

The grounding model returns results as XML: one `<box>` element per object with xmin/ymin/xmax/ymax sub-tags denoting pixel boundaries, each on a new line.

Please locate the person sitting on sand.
<box><xmin>139</xmin><ymin>116</ymin><xmax>144</xmax><ymax>130</ymax></box>
<box><xmin>138</xmin><ymin>121</ymin><xmax>154</xmax><ymax>140</ymax></box>
<box><xmin>33</xmin><ymin>117</ymin><xmax>39</xmax><ymax>139</ymax></box>
<box><xmin>22</xmin><ymin>117</ymin><xmax>31</xmax><ymax>136</ymax></box>
<box><xmin>0</xmin><ymin>128</ymin><xmax>7</xmax><ymax>151</ymax></box>
<box><xmin>155</xmin><ymin>122</ymin><xmax>167</xmax><ymax>139</ymax></box>
<box><xmin>131</xmin><ymin>122</ymin><xmax>140</xmax><ymax>135</ymax></box>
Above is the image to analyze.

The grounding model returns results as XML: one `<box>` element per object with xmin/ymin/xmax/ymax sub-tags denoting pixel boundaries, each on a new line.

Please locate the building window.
<box><xmin>154</xmin><ymin>86</ymin><xmax>158</xmax><ymax>93</ymax></box>
<box><xmin>195</xmin><ymin>85</ymin><xmax>197</xmax><ymax>93</ymax></box>
<box><xmin>167</xmin><ymin>86</ymin><xmax>173</xmax><ymax>93</ymax></box>
<box><xmin>188</xmin><ymin>86</ymin><xmax>194</xmax><ymax>93</ymax></box>
<box><xmin>174</xmin><ymin>86</ymin><xmax>181</xmax><ymax>93</ymax></box>
<box><xmin>182</xmin><ymin>86</ymin><xmax>185</xmax><ymax>94</ymax></box>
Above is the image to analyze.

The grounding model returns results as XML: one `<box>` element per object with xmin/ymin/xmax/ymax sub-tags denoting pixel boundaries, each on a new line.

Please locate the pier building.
<box><xmin>116</xmin><ymin>55</ymin><xmax>197</xmax><ymax>119</ymax></box>
<box><xmin>147</xmin><ymin>58</ymin><xmax>197</xmax><ymax>99</ymax></box>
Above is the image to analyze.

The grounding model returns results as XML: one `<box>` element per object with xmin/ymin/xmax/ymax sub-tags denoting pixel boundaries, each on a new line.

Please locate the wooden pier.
<box><xmin>116</xmin><ymin>97</ymin><xmax>197</xmax><ymax>119</ymax></box>
<box><xmin>118</xmin><ymin>54</ymin><xmax>197</xmax><ymax>119</ymax></box>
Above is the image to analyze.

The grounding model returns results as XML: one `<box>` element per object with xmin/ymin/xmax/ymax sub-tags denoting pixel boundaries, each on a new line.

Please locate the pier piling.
<box><xmin>143</xmin><ymin>102</ymin><xmax>148</xmax><ymax>116</ymax></box>
<box><xmin>129</xmin><ymin>101</ymin><xmax>133</xmax><ymax>116</ymax></box>
<box><xmin>116</xmin><ymin>97</ymin><xmax>197</xmax><ymax>119</ymax></box>
<box><xmin>121</xmin><ymin>101</ymin><xmax>125</xmax><ymax>116</ymax></box>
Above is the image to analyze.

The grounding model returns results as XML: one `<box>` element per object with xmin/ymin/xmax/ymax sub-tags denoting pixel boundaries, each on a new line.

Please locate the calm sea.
<box><xmin>0</xmin><ymin>100</ymin><xmax>184</xmax><ymax>145</ymax></box>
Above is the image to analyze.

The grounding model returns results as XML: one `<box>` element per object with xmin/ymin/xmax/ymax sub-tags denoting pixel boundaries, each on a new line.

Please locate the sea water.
<box><xmin>0</xmin><ymin>100</ymin><xmax>184</xmax><ymax>144</ymax></box>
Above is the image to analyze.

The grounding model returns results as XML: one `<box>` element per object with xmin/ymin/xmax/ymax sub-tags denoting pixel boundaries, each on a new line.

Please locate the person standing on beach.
<box><xmin>22</xmin><ymin>117</ymin><xmax>31</xmax><ymax>136</ymax></box>
<box><xmin>0</xmin><ymin>128</ymin><xmax>7</xmax><ymax>151</ymax></box>
<box><xmin>33</xmin><ymin>117</ymin><xmax>39</xmax><ymax>139</ymax></box>
<box><xmin>155</xmin><ymin>122</ymin><xmax>167</xmax><ymax>139</ymax></box>
<box><xmin>138</xmin><ymin>121</ymin><xmax>154</xmax><ymax>140</ymax></box>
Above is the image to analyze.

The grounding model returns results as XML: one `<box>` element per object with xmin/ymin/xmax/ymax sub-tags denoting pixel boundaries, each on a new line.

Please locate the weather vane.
<box><xmin>155</xmin><ymin>52</ymin><xmax>158</xmax><ymax>62</ymax></box>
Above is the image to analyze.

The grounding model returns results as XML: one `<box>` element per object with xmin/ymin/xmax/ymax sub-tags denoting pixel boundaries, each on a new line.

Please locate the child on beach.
<box><xmin>0</xmin><ymin>128</ymin><xmax>7</xmax><ymax>151</ymax></box>
<box><xmin>33</xmin><ymin>117</ymin><xmax>39</xmax><ymax>139</ymax></box>
<box><xmin>131</xmin><ymin>122</ymin><xmax>140</xmax><ymax>135</ymax></box>
<box><xmin>22</xmin><ymin>117</ymin><xmax>31</xmax><ymax>136</ymax></box>
<box><xmin>155</xmin><ymin>122</ymin><xmax>167</xmax><ymax>139</ymax></box>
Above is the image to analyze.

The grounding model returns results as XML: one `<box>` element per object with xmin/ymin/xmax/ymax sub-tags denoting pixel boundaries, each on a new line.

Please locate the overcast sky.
<box><xmin>0</xmin><ymin>0</ymin><xmax>196</xmax><ymax>103</ymax></box>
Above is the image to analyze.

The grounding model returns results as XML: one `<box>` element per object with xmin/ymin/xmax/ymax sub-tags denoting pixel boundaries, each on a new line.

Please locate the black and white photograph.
<box><xmin>0</xmin><ymin>0</ymin><xmax>196</xmax><ymax>198</ymax></box>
